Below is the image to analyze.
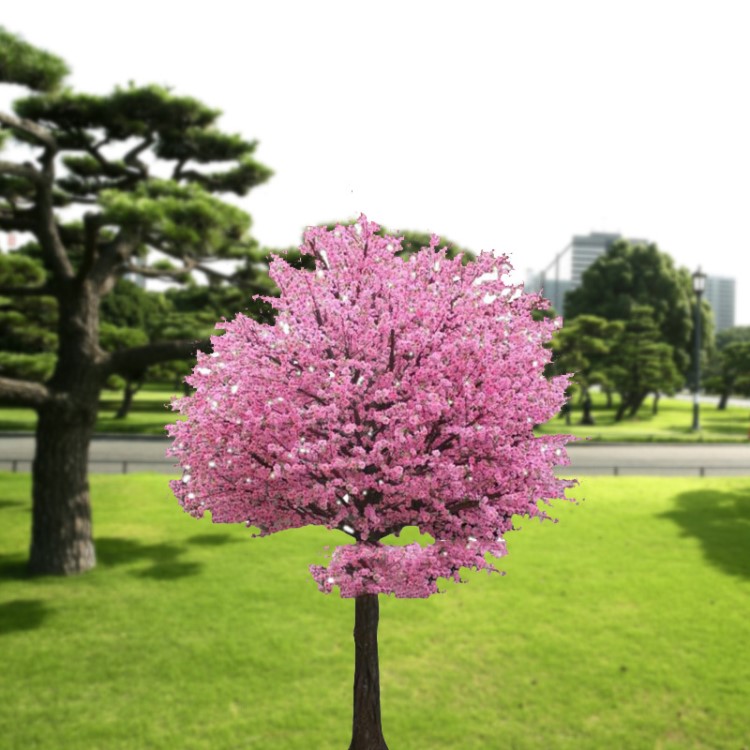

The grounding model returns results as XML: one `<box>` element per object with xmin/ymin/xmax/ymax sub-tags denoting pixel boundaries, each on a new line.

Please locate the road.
<box><xmin>1</xmin><ymin>435</ymin><xmax>748</xmax><ymax>476</ymax></box>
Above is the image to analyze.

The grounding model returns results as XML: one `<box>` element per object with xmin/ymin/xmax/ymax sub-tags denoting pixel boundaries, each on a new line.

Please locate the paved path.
<box><xmin>561</xmin><ymin>442</ymin><xmax>750</xmax><ymax>476</ymax></box>
<box><xmin>1</xmin><ymin>435</ymin><xmax>748</xmax><ymax>476</ymax></box>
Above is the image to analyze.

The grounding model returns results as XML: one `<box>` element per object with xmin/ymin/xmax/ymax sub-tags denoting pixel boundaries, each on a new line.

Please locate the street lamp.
<box><xmin>692</xmin><ymin>267</ymin><xmax>707</xmax><ymax>431</ymax></box>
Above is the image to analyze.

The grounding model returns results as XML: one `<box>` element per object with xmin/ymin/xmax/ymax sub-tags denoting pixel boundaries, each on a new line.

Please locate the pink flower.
<box><xmin>167</xmin><ymin>215</ymin><xmax>575</xmax><ymax>597</ymax></box>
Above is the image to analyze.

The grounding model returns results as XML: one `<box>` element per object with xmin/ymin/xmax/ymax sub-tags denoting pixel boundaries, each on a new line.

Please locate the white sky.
<box><xmin>3</xmin><ymin>0</ymin><xmax>750</xmax><ymax>323</ymax></box>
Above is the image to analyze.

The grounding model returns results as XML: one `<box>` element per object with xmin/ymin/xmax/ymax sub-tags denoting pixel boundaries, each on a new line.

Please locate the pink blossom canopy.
<box><xmin>167</xmin><ymin>216</ymin><xmax>574</xmax><ymax>598</ymax></box>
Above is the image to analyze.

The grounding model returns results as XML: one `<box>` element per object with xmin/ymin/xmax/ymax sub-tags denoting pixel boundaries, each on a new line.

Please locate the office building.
<box><xmin>525</xmin><ymin>271</ymin><xmax>575</xmax><ymax>315</ymax></box>
<box><xmin>527</xmin><ymin>233</ymin><xmax>737</xmax><ymax>331</ymax></box>
<box><xmin>570</xmin><ymin>232</ymin><xmax>622</xmax><ymax>284</ymax></box>
<box><xmin>703</xmin><ymin>276</ymin><xmax>735</xmax><ymax>331</ymax></box>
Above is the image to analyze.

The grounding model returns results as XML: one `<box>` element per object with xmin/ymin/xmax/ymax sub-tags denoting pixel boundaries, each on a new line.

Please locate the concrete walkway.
<box><xmin>1</xmin><ymin>435</ymin><xmax>748</xmax><ymax>477</ymax></box>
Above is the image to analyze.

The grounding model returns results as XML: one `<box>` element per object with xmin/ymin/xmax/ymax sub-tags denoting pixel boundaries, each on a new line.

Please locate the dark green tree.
<box><xmin>608</xmin><ymin>306</ymin><xmax>683</xmax><ymax>420</ymax></box>
<box><xmin>564</xmin><ymin>240</ymin><xmax>713</xmax><ymax>377</ymax></box>
<box><xmin>98</xmin><ymin>279</ymin><xmax>173</xmax><ymax>418</ymax></box>
<box><xmin>704</xmin><ymin>327</ymin><xmax>750</xmax><ymax>410</ymax></box>
<box><xmin>550</xmin><ymin>315</ymin><xmax>623</xmax><ymax>424</ymax></box>
<box><xmin>0</xmin><ymin>258</ymin><xmax>178</xmax><ymax>418</ymax></box>
<box><xmin>0</xmin><ymin>250</ymin><xmax>57</xmax><ymax>382</ymax></box>
<box><xmin>0</xmin><ymin>29</ymin><xmax>272</xmax><ymax>575</ymax></box>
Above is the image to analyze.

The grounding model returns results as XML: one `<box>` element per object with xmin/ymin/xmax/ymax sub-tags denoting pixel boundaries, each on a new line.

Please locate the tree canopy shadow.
<box><xmin>0</xmin><ymin>554</ymin><xmax>31</xmax><ymax>581</ymax></box>
<box><xmin>0</xmin><ymin>599</ymin><xmax>51</xmax><ymax>635</ymax></box>
<box><xmin>0</xmin><ymin>499</ymin><xmax>25</xmax><ymax>510</ymax></box>
<box><xmin>659</xmin><ymin>486</ymin><xmax>750</xmax><ymax>580</ymax></box>
<box><xmin>186</xmin><ymin>532</ymin><xmax>239</xmax><ymax>547</ymax></box>
<box><xmin>96</xmin><ymin>537</ymin><xmax>202</xmax><ymax>580</ymax></box>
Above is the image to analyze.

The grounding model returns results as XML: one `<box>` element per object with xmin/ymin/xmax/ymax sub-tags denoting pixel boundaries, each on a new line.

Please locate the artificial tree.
<box><xmin>168</xmin><ymin>217</ymin><xmax>574</xmax><ymax>748</ymax></box>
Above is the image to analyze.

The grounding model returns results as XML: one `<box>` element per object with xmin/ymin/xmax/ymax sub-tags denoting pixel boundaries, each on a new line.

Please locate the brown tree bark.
<box><xmin>29</xmin><ymin>395</ymin><xmax>97</xmax><ymax>574</ymax></box>
<box><xmin>115</xmin><ymin>373</ymin><xmax>144</xmax><ymax>419</ymax></box>
<box><xmin>580</xmin><ymin>392</ymin><xmax>595</xmax><ymax>425</ymax></box>
<box><xmin>28</xmin><ymin>281</ymin><xmax>102</xmax><ymax>575</ymax></box>
<box><xmin>349</xmin><ymin>594</ymin><xmax>389</xmax><ymax>750</ymax></box>
<box><xmin>717</xmin><ymin>390</ymin><xmax>729</xmax><ymax>410</ymax></box>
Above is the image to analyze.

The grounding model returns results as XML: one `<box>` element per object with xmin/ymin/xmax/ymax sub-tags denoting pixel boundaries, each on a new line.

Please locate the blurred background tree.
<box><xmin>564</xmin><ymin>240</ymin><xmax>714</xmax><ymax>382</ymax></box>
<box><xmin>606</xmin><ymin>305</ymin><xmax>683</xmax><ymax>421</ymax></box>
<box><xmin>550</xmin><ymin>315</ymin><xmax>623</xmax><ymax>425</ymax></box>
<box><xmin>703</xmin><ymin>326</ymin><xmax>750</xmax><ymax>410</ymax></box>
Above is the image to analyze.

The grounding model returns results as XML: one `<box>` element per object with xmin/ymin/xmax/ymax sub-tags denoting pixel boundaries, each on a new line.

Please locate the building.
<box><xmin>570</xmin><ymin>232</ymin><xmax>623</xmax><ymax>284</ymax></box>
<box><xmin>526</xmin><ymin>232</ymin><xmax>630</xmax><ymax>314</ymax></box>
<box><xmin>526</xmin><ymin>232</ymin><xmax>737</xmax><ymax>331</ymax></box>
<box><xmin>703</xmin><ymin>276</ymin><xmax>735</xmax><ymax>331</ymax></box>
<box><xmin>525</xmin><ymin>271</ymin><xmax>575</xmax><ymax>315</ymax></box>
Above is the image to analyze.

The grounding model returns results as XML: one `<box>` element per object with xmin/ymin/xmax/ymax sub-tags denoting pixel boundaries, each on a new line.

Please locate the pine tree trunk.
<box><xmin>29</xmin><ymin>395</ymin><xmax>97</xmax><ymax>575</ymax></box>
<box><xmin>628</xmin><ymin>390</ymin><xmax>649</xmax><ymax>417</ymax></box>
<box><xmin>115</xmin><ymin>375</ymin><xmax>141</xmax><ymax>419</ymax></box>
<box><xmin>580</xmin><ymin>393</ymin><xmax>595</xmax><ymax>425</ymax></box>
<box><xmin>28</xmin><ymin>280</ymin><xmax>101</xmax><ymax>576</ymax></box>
<box><xmin>615</xmin><ymin>399</ymin><xmax>627</xmax><ymax>422</ymax></box>
<box><xmin>349</xmin><ymin>594</ymin><xmax>388</xmax><ymax>750</ymax></box>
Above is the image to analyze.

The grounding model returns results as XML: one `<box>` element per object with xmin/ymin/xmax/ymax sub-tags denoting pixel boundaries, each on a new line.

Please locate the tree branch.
<box><xmin>0</xmin><ymin>283</ymin><xmax>54</xmax><ymax>297</ymax></box>
<box><xmin>0</xmin><ymin>160</ymin><xmax>45</xmax><ymax>186</ymax></box>
<box><xmin>0</xmin><ymin>211</ymin><xmax>36</xmax><ymax>232</ymax></box>
<box><xmin>89</xmin><ymin>229</ymin><xmax>139</xmax><ymax>291</ymax></box>
<box><xmin>120</xmin><ymin>259</ymin><xmax>197</xmax><ymax>279</ymax></box>
<box><xmin>83</xmin><ymin>140</ymin><xmax>111</xmax><ymax>170</ymax></box>
<box><xmin>61</xmin><ymin>195</ymin><xmax>98</xmax><ymax>205</ymax></box>
<box><xmin>0</xmin><ymin>111</ymin><xmax>57</xmax><ymax>150</ymax></box>
<box><xmin>0</xmin><ymin>376</ymin><xmax>49</xmax><ymax>408</ymax></box>
<box><xmin>195</xmin><ymin>263</ymin><xmax>233</xmax><ymax>282</ymax></box>
<box><xmin>76</xmin><ymin>212</ymin><xmax>101</xmax><ymax>282</ymax></box>
<box><xmin>388</xmin><ymin>329</ymin><xmax>396</xmax><ymax>371</ymax></box>
<box><xmin>176</xmin><ymin>168</ymin><xmax>208</xmax><ymax>186</ymax></box>
<box><xmin>123</xmin><ymin>136</ymin><xmax>153</xmax><ymax>176</ymax></box>
<box><xmin>172</xmin><ymin>158</ymin><xmax>187</xmax><ymax>180</ymax></box>
<box><xmin>105</xmin><ymin>338</ymin><xmax>211</xmax><ymax>377</ymax></box>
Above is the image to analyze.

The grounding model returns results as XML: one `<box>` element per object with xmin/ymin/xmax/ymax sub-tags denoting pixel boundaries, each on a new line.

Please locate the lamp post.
<box><xmin>692</xmin><ymin>267</ymin><xmax>706</xmax><ymax>431</ymax></box>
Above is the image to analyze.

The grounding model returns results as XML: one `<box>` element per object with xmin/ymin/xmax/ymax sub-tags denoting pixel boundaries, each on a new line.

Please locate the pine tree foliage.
<box><xmin>0</xmin><ymin>27</ymin><xmax>273</xmax><ymax>575</ymax></box>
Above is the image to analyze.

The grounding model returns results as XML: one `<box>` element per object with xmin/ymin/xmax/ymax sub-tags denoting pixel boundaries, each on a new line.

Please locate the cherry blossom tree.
<box><xmin>168</xmin><ymin>216</ymin><xmax>574</xmax><ymax>750</ymax></box>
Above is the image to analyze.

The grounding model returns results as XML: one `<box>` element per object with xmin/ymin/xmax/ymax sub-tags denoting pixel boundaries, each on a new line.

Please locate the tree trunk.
<box><xmin>115</xmin><ymin>374</ymin><xmax>142</xmax><ymax>419</ymax></box>
<box><xmin>560</xmin><ymin>403</ymin><xmax>571</xmax><ymax>426</ymax></box>
<box><xmin>615</xmin><ymin>398</ymin><xmax>627</xmax><ymax>422</ymax></box>
<box><xmin>652</xmin><ymin>392</ymin><xmax>660</xmax><ymax>415</ymax></box>
<box><xmin>717</xmin><ymin>390</ymin><xmax>729</xmax><ymax>410</ymax></box>
<box><xmin>28</xmin><ymin>280</ymin><xmax>102</xmax><ymax>576</ymax></box>
<box><xmin>349</xmin><ymin>595</ymin><xmax>388</xmax><ymax>750</ymax></box>
<box><xmin>580</xmin><ymin>393</ymin><xmax>595</xmax><ymax>425</ymax></box>
<box><xmin>628</xmin><ymin>390</ymin><xmax>649</xmax><ymax>417</ymax></box>
<box><xmin>29</xmin><ymin>395</ymin><xmax>97</xmax><ymax>575</ymax></box>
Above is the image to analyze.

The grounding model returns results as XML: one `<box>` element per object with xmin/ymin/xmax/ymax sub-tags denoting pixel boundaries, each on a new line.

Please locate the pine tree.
<box><xmin>0</xmin><ymin>28</ymin><xmax>272</xmax><ymax>574</ymax></box>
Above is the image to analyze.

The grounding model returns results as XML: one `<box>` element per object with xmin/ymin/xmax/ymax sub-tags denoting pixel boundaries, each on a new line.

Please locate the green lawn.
<box><xmin>0</xmin><ymin>387</ymin><xmax>181</xmax><ymax>436</ymax></box>
<box><xmin>537</xmin><ymin>392</ymin><xmax>750</xmax><ymax>442</ymax></box>
<box><xmin>1</xmin><ymin>473</ymin><xmax>748</xmax><ymax>749</ymax></box>
<box><xmin>1</xmin><ymin>387</ymin><xmax>749</xmax><ymax>442</ymax></box>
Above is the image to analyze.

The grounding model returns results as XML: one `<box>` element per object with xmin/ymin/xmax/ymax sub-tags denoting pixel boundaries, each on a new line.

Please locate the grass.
<box><xmin>0</xmin><ymin>386</ymin><xmax>180</xmax><ymax>436</ymax></box>
<box><xmin>1</xmin><ymin>473</ymin><xmax>749</xmax><ymax>749</ymax></box>
<box><xmin>1</xmin><ymin>385</ymin><xmax>748</xmax><ymax>441</ymax></box>
<box><xmin>536</xmin><ymin>392</ymin><xmax>750</xmax><ymax>442</ymax></box>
